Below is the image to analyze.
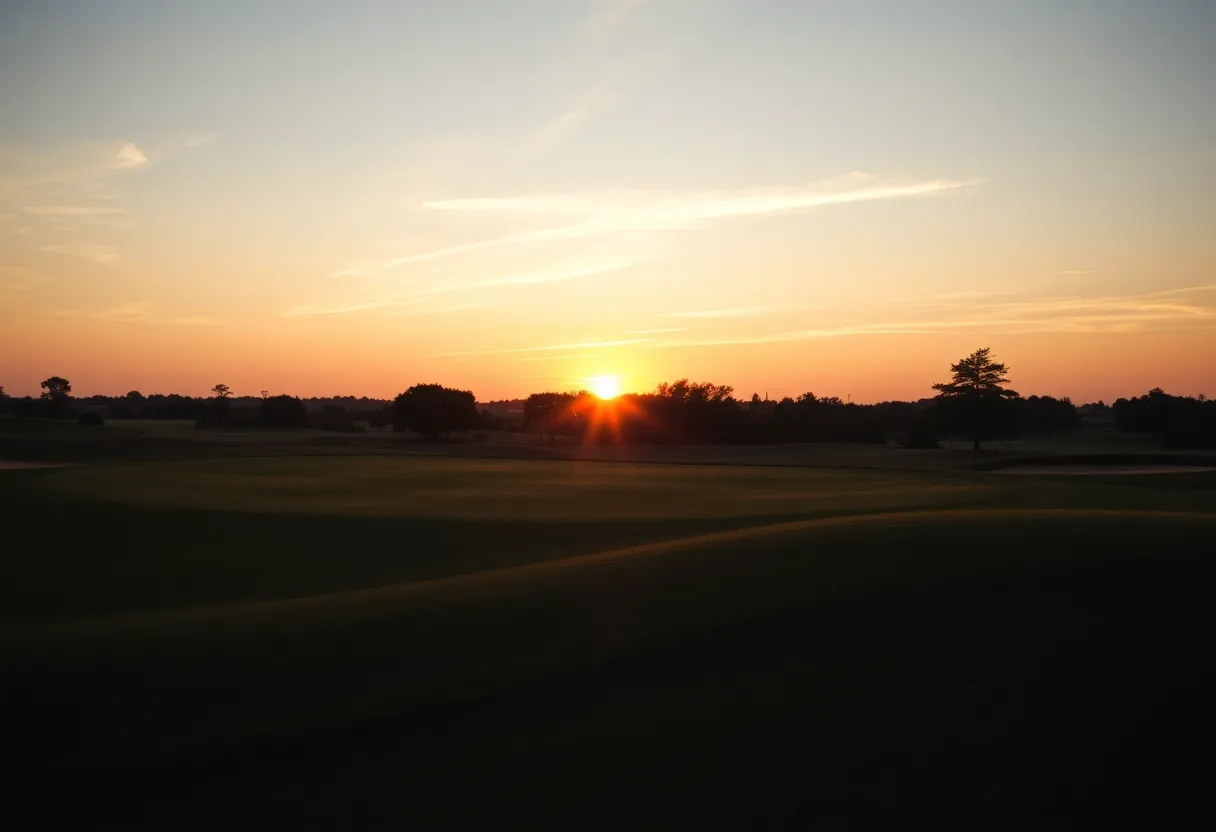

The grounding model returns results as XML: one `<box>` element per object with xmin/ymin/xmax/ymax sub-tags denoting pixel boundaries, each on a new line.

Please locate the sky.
<box><xmin>1</xmin><ymin>0</ymin><xmax>1214</xmax><ymax>403</ymax></box>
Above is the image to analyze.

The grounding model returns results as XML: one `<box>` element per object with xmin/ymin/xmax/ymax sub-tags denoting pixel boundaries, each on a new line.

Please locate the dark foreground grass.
<box><xmin>2</xmin><ymin>455</ymin><xmax>1215</xmax><ymax>827</ymax></box>
<box><xmin>95</xmin><ymin>548</ymin><xmax>1215</xmax><ymax>829</ymax></box>
<box><xmin>2</xmin><ymin>458</ymin><xmax>992</xmax><ymax>622</ymax></box>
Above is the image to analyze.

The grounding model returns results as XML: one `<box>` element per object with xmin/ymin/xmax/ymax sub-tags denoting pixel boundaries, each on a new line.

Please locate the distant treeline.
<box><xmin>2</xmin><ymin>377</ymin><xmax>1212</xmax><ymax>449</ymax></box>
<box><xmin>3</xmin><ymin>391</ymin><xmax>392</xmax><ymax>427</ymax></box>
<box><xmin>1110</xmin><ymin>389</ymin><xmax>1216</xmax><ymax>449</ymax></box>
<box><xmin>522</xmin><ymin>384</ymin><xmax>1087</xmax><ymax>447</ymax></box>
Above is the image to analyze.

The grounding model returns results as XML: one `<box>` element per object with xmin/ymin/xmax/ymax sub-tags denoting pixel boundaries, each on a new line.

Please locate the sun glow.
<box><xmin>588</xmin><ymin>375</ymin><xmax>622</xmax><ymax>400</ymax></box>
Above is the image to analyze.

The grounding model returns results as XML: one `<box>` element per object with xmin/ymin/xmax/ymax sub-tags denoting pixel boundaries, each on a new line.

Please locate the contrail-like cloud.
<box><xmin>332</xmin><ymin>174</ymin><xmax>977</xmax><ymax>276</ymax></box>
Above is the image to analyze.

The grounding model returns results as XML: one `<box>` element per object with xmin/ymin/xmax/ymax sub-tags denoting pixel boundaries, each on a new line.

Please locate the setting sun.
<box><xmin>588</xmin><ymin>376</ymin><xmax>622</xmax><ymax>400</ymax></box>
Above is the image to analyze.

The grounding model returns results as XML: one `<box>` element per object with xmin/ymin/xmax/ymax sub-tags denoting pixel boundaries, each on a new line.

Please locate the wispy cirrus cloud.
<box><xmin>335</xmin><ymin>174</ymin><xmax>975</xmax><ymax>277</ymax></box>
<box><xmin>52</xmin><ymin>302</ymin><xmax>219</xmax><ymax>326</ymax></box>
<box><xmin>285</xmin><ymin>296</ymin><xmax>498</xmax><ymax>319</ymax></box>
<box><xmin>296</xmin><ymin>260</ymin><xmax>632</xmax><ymax>316</ymax></box>
<box><xmin>522</xmin><ymin>92</ymin><xmax>607</xmax><ymax>161</ymax></box>
<box><xmin>284</xmin><ymin>298</ymin><xmax>395</xmax><ymax>317</ymax></box>
<box><xmin>422</xmin><ymin>174</ymin><xmax>973</xmax><ymax>219</ymax></box>
<box><xmin>55</xmin><ymin>300</ymin><xmax>152</xmax><ymax>322</ymax></box>
<box><xmin>440</xmin><ymin>285</ymin><xmax>1216</xmax><ymax>358</ymax></box>
<box><xmin>0</xmin><ymin>140</ymin><xmax>149</xmax><ymax>197</ymax></box>
<box><xmin>1</xmin><ymin>135</ymin><xmax>212</xmax><ymax>251</ymax></box>
<box><xmin>648</xmin><ymin>284</ymin><xmax>1216</xmax><ymax>348</ymax></box>
<box><xmin>161</xmin><ymin>316</ymin><xmax>219</xmax><ymax>327</ymax></box>
<box><xmin>434</xmin><ymin>338</ymin><xmax>649</xmax><ymax>357</ymax></box>
<box><xmin>665</xmin><ymin>307</ymin><xmax>791</xmax><ymax>319</ymax></box>
<box><xmin>508</xmin><ymin>352</ymin><xmax>603</xmax><ymax>363</ymax></box>
<box><xmin>39</xmin><ymin>242</ymin><xmax>119</xmax><ymax>265</ymax></box>
<box><xmin>460</xmin><ymin>259</ymin><xmax>635</xmax><ymax>292</ymax></box>
<box><xmin>24</xmin><ymin>205</ymin><xmax>125</xmax><ymax>217</ymax></box>
<box><xmin>389</xmin><ymin>300</ymin><xmax>497</xmax><ymax>318</ymax></box>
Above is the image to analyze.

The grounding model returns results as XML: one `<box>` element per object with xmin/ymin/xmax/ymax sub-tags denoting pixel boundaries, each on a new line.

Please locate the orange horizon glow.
<box><xmin>1</xmin><ymin>325</ymin><xmax>1214</xmax><ymax>405</ymax></box>
<box><xmin>1</xmin><ymin>4</ymin><xmax>1214</xmax><ymax>406</ymax></box>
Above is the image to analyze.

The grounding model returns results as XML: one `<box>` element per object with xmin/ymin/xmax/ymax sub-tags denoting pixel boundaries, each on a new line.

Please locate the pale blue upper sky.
<box><xmin>2</xmin><ymin>0</ymin><xmax>1214</xmax><ymax>400</ymax></box>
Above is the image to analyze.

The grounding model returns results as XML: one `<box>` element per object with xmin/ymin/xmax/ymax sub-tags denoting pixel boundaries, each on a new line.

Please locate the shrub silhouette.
<box><xmin>259</xmin><ymin>394</ymin><xmax>307</xmax><ymax>428</ymax></box>
<box><xmin>392</xmin><ymin>384</ymin><xmax>477</xmax><ymax>439</ymax></box>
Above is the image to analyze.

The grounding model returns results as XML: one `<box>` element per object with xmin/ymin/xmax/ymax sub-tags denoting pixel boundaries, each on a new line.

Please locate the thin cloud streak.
<box><xmin>971</xmin><ymin>283</ymin><xmax>1216</xmax><ymax>310</ymax></box>
<box><xmin>301</xmin><ymin>261</ymin><xmax>631</xmax><ymax>316</ymax></box>
<box><xmin>286</xmin><ymin>296</ymin><xmax>499</xmax><ymax>318</ymax></box>
<box><xmin>422</xmin><ymin>178</ymin><xmax>974</xmax><ymax>218</ymax></box>
<box><xmin>521</xmin><ymin>92</ymin><xmax>605</xmax><ymax>161</ymax></box>
<box><xmin>508</xmin><ymin>352</ymin><xmax>603</xmax><ymax>363</ymax></box>
<box><xmin>54</xmin><ymin>301</ymin><xmax>152</xmax><ymax>323</ymax></box>
<box><xmin>24</xmin><ymin>205</ymin><xmax>125</xmax><ymax>217</ymax></box>
<box><xmin>39</xmin><ymin>243</ymin><xmax>119</xmax><ymax>264</ymax></box>
<box><xmin>648</xmin><ymin>285</ymin><xmax>1216</xmax><ymax>348</ymax></box>
<box><xmin>160</xmin><ymin>316</ymin><xmax>218</xmax><ymax>327</ymax></box>
<box><xmin>284</xmin><ymin>300</ymin><xmax>391</xmax><ymax>317</ymax></box>
<box><xmin>388</xmin><ymin>300</ymin><xmax>497</xmax><ymax>318</ymax></box>
<box><xmin>665</xmin><ymin>307</ymin><xmax>787</xmax><ymax>319</ymax></box>
<box><xmin>53</xmin><ymin>303</ymin><xmax>220</xmax><ymax>326</ymax></box>
<box><xmin>434</xmin><ymin>338</ymin><xmax>649</xmax><ymax>357</ymax></box>
<box><xmin>462</xmin><ymin>259</ymin><xmax>635</xmax><ymax>291</ymax></box>
<box><xmin>335</xmin><ymin>175</ymin><xmax>975</xmax><ymax>276</ymax></box>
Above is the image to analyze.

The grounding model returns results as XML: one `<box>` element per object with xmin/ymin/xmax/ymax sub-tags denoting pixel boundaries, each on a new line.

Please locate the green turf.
<box><xmin>3</xmin><ymin>450</ymin><xmax>1215</xmax><ymax>826</ymax></box>
<box><xmin>35</xmin><ymin>455</ymin><xmax>989</xmax><ymax>519</ymax></box>
<box><xmin>0</xmin><ymin>457</ymin><xmax>1001</xmax><ymax>622</ymax></box>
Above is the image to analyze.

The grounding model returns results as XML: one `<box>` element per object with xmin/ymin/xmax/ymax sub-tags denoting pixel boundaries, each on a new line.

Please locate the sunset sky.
<box><xmin>2</xmin><ymin>0</ymin><xmax>1213</xmax><ymax>402</ymax></box>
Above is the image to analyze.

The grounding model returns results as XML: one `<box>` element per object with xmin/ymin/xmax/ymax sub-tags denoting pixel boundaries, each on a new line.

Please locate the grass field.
<box><xmin>3</xmin><ymin>442</ymin><xmax>1215</xmax><ymax>827</ymax></box>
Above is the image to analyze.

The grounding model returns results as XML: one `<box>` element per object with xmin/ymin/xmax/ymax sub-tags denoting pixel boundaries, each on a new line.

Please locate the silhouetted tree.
<box><xmin>655</xmin><ymin>379</ymin><xmax>735</xmax><ymax>404</ymax></box>
<box><xmin>40</xmin><ymin>376</ymin><xmax>72</xmax><ymax>418</ymax></box>
<box><xmin>1078</xmin><ymin>401</ymin><xmax>1112</xmax><ymax>425</ymax></box>
<box><xmin>640</xmin><ymin>380</ymin><xmax>741</xmax><ymax>442</ymax></box>
<box><xmin>259</xmin><ymin>394</ymin><xmax>308</xmax><ymax>428</ymax></box>
<box><xmin>524</xmin><ymin>392</ymin><xmax>580</xmax><ymax>442</ymax></box>
<box><xmin>1020</xmin><ymin>395</ymin><xmax>1080</xmax><ymax>434</ymax></box>
<box><xmin>772</xmin><ymin>392</ymin><xmax>885</xmax><ymax>444</ymax></box>
<box><xmin>932</xmin><ymin>348</ymin><xmax>1018</xmax><ymax>451</ymax></box>
<box><xmin>1113</xmin><ymin>389</ymin><xmax>1216</xmax><ymax>448</ymax></box>
<box><xmin>201</xmin><ymin>382</ymin><xmax>233</xmax><ymax>427</ymax></box>
<box><xmin>392</xmin><ymin>384</ymin><xmax>477</xmax><ymax>439</ymax></box>
<box><xmin>369</xmin><ymin>408</ymin><xmax>388</xmax><ymax>431</ymax></box>
<box><xmin>40</xmin><ymin>376</ymin><xmax>71</xmax><ymax>398</ymax></box>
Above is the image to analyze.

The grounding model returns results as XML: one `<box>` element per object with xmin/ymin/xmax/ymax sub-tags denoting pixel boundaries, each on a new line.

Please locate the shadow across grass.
<box><xmin>9</xmin><ymin>540</ymin><xmax>1214</xmax><ymax>828</ymax></box>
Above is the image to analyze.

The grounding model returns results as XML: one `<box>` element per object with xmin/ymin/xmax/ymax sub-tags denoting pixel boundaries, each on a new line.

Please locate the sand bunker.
<box><xmin>999</xmin><ymin>464</ymin><xmax>1216</xmax><ymax>476</ymax></box>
